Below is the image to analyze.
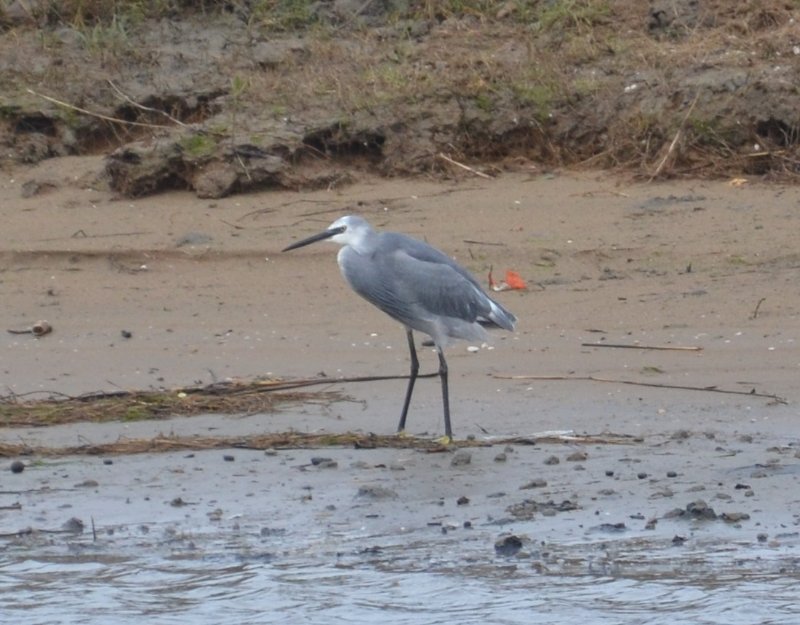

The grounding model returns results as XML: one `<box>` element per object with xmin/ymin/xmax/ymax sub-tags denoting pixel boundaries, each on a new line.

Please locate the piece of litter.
<box><xmin>488</xmin><ymin>266</ymin><xmax>527</xmax><ymax>291</ymax></box>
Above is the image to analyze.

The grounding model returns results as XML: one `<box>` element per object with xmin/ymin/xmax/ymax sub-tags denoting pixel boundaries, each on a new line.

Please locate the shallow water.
<box><xmin>2</xmin><ymin>527</ymin><xmax>798</xmax><ymax>625</ymax></box>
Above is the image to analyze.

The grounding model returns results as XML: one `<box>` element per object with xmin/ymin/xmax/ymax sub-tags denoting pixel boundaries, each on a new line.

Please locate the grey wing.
<box><xmin>386</xmin><ymin>234</ymin><xmax>516</xmax><ymax>330</ymax></box>
<box><xmin>342</xmin><ymin>245</ymin><xmax>493</xmax><ymax>326</ymax></box>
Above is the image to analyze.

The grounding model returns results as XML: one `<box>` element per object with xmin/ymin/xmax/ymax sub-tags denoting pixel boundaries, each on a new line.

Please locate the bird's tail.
<box><xmin>482</xmin><ymin>299</ymin><xmax>517</xmax><ymax>332</ymax></box>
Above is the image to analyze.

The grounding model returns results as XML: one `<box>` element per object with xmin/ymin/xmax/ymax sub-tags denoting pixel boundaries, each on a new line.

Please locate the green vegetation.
<box><xmin>179</xmin><ymin>133</ymin><xmax>218</xmax><ymax>158</ymax></box>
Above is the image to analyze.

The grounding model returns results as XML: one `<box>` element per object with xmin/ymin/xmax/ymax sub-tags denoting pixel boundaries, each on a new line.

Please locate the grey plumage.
<box><xmin>283</xmin><ymin>215</ymin><xmax>517</xmax><ymax>438</ymax></box>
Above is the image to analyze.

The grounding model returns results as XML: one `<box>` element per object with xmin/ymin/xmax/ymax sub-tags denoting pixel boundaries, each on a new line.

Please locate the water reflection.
<box><xmin>1</xmin><ymin>535</ymin><xmax>798</xmax><ymax>625</ymax></box>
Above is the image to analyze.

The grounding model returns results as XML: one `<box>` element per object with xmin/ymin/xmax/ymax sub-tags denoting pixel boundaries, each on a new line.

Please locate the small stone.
<box><xmin>720</xmin><ymin>511</ymin><xmax>751</xmax><ymax>523</ymax></box>
<box><xmin>10</xmin><ymin>460</ymin><xmax>25</xmax><ymax>474</ymax></box>
<box><xmin>520</xmin><ymin>479</ymin><xmax>547</xmax><ymax>489</ymax></box>
<box><xmin>102</xmin><ymin>459</ymin><xmax>113</xmax><ymax>465</ymax></box>
<box><xmin>566</xmin><ymin>451</ymin><xmax>587</xmax><ymax>462</ymax></box>
<box><xmin>75</xmin><ymin>479</ymin><xmax>99</xmax><ymax>488</ymax></box>
<box><xmin>451</xmin><ymin>449</ymin><xmax>472</xmax><ymax>467</ymax></box>
<box><xmin>686</xmin><ymin>499</ymin><xmax>717</xmax><ymax>520</ymax></box>
<box><xmin>666</xmin><ymin>470</ymin><xmax>677</xmax><ymax>478</ymax></box>
<box><xmin>223</xmin><ymin>454</ymin><xmax>235</xmax><ymax>462</ymax></box>
<box><xmin>121</xmin><ymin>330</ymin><xmax>133</xmax><ymax>339</ymax></box>
<box><xmin>311</xmin><ymin>456</ymin><xmax>338</xmax><ymax>469</ymax></box>
<box><xmin>544</xmin><ymin>455</ymin><xmax>560</xmax><ymax>465</ymax></box>
<box><xmin>637</xmin><ymin>472</ymin><xmax>648</xmax><ymax>479</ymax></box>
<box><xmin>62</xmin><ymin>517</ymin><xmax>85</xmax><ymax>533</ymax></box>
<box><xmin>605</xmin><ymin>470</ymin><xmax>614</xmax><ymax>477</ymax></box>
<box><xmin>494</xmin><ymin>534</ymin><xmax>523</xmax><ymax>556</ymax></box>
<box><xmin>357</xmin><ymin>485</ymin><xmax>398</xmax><ymax>500</ymax></box>
<box><xmin>594</xmin><ymin>522</ymin><xmax>627</xmax><ymax>533</ymax></box>
<box><xmin>672</xmin><ymin>535</ymin><xmax>687</xmax><ymax>545</ymax></box>
<box><xmin>457</xmin><ymin>495</ymin><xmax>470</xmax><ymax>506</ymax></box>
<box><xmin>757</xmin><ymin>533</ymin><xmax>768</xmax><ymax>543</ymax></box>
<box><xmin>494</xmin><ymin>452</ymin><xmax>508</xmax><ymax>463</ymax></box>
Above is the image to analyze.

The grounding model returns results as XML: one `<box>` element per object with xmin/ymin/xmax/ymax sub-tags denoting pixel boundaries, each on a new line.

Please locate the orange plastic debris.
<box><xmin>488</xmin><ymin>267</ymin><xmax>526</xmax><ymax>291</ymax></box>
<box><xmin>504</xmin><ymin>270</ymin><xmax>526</xmax><ymax>290</ymax></box>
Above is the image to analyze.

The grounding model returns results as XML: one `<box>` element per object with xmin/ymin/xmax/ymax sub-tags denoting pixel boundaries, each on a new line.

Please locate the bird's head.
<box><xmin>282</xmin><ymin>215</ymin><xmax>373</xmax><ymax>251</ymax></box>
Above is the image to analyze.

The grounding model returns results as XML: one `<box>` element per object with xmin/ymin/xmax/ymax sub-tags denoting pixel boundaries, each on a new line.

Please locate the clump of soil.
<box><xmin>1</xmin><ymin>0</ymin><xmax>799</xmax><ymax>197</ymax></box>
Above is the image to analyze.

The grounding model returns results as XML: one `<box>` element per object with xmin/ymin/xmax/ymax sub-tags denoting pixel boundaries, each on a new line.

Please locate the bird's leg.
<box><xmin>437</xmin><ymin>347</ymin><xmax>453</xmax><ymax>440</ymax></box>
<box><xmin>397</xmin><ymin>328</ymin><xmax>419</xmax><ymax>433</ymax></box>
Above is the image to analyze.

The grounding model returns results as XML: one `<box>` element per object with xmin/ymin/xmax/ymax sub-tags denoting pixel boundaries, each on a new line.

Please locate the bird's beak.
<box><xmin>282</xmin><ymin>225</ymin><xmax>346</xmax><ymax>252</ymax></box>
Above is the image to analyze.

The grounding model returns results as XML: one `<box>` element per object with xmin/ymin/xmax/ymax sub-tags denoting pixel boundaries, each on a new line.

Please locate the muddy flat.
<box><xmin>1</xmin><ymin>159</ymin><xmax>799</xmax><ymax>623</ymax></box>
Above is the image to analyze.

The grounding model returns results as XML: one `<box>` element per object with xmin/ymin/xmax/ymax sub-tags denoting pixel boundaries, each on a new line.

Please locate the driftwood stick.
<box><xmin>581</xmin><ymin>342</ymin><xmax>702</xmax><ymax>351</ymax></box>
<box><xmin>437</xmin><ymin>152</ymin><xmax>492</xmax><ymax>179</ymax></box>
<box><xmin>495</xmin><ymin>373</ymin><xmax>786</xmax><ymax>403</ymax></box>
<box><xmin>26</xmin><ymin>88</ymin><xmax>173</xmax><ymax>129</ymax></box>
<box><xmin>107</xmin><ymin>79</ymin><xmax>189</xmax><ymax>127</ymax></box>
<box><xmin>750</xmin><ymin>297</ymin><xmax>766</xmax><ymax>320</ymax></box>
<box><xmin>650</xmin><ymin>93</ymin><xmax>699</xmax><ymax>180</ymax></box>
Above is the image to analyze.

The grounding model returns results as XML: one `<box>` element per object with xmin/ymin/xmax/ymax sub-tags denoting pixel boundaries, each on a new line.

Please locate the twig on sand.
<box><xmin>438</xmin><ymin>153</ymin><xmax>492</xmax><ymax>179</ymax></box>
<box><xmin>750</xmin><ymin>297</ymin><xmax>766</xmax><ymax>320</ymax></box>
<box><xmin>106</xmin><ymin>80</ymin><xmax>189</xmax><ymax>127</ymax></box>
<box><xmin>26</xmin><ymin>88</ymin><xmax>174</xmax><ymax>129</ymax></box>
<box><xmin>494</xmin><ymin>373</ymin><xmax>787</xmax><ymax>404</ymax></box>
<box><xmin>581</xmin><ymin>342</ymin><xmax>702</xmax><ymax>351</ymax></box>
<box><xmin>649</xmin><ymin>93</ymin><xmax>700</xmax><ymax>181</ymax></box>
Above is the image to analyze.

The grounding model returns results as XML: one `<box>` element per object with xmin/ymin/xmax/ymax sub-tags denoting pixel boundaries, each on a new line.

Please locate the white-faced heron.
<box><xmin>282</xmin><ymin>215</ymin><xmax>517</xmax><ymax>439</ymax></box>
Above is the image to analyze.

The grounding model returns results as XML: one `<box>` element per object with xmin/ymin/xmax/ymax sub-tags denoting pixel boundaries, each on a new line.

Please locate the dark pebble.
<box><xmin>520</xmin><ymin>478</ymin><xmax>548</xmax><ymax>489</ymax></box>
<box><xmin>457</xmin><ymin>495</ymin><xmax>470</xmax><ymax>506</ymax></box>
<box><xmin>734</xmin><ymin>483</ymin><xmax>751</xmax><ymax>490</ymax></box>
<box><xmin>223</xmin><ymin>454</ymin><xmax>235</xmax><ymax>462</ymax></box>
<box><xmin>605</xmin><ymin>470</ymin><xmax>614</xmax><ymax>477</ymax></box>
<box><xmin>62</xmin><ymin>517</ymin><xmax>85</xmax><ymax>533</ymax></box>
<box><xmin>103</xmin><ymin>459</ymin><xmax>113</xmax><ymax>465</ymax></box>
<box><xmin>311</xmin><ymin>457</ymin><xmax>338</xmax><ymax>469</ymax></box>
<box><xmin>637</xmin><ymin>472</ymin><xmax>648</xmax><ymax>479</ymax></box>
<box><xmin>666</xmin><ymin>470</ymin><xmax>677</xmax><ymax>478</ymax></box>
<box><xmin>357</xmin><ymin>485</ymin><xmax>398</xmax><ymax>500</ymax></box>
<box><xmin>10</xmin><ymin>460</ymin><xmax>25</xmax><ymax>474</ymax></box>
<box><xmin>451</xmin><ymin>450</ymin><xmax>472</xmax><ymax>467</ymax></box>
<box><xmin>686</xmin><ymin>499</ymin><xmax>717</xmax><ymax>520</ymax></box>
<box><xmin>594</xmin><ymin>522</ymin><xmax>627</xmax><ymax>533</ymax></box>
<box><xmin>464</xmin><ymin>520</ymin><xmax>473</xmax><ymax>529</ymax></box>
<box><xmin>494</xmin><ymin>534</ymin><xmax>523</xmax><ymax>556</ymax></box>
<box><xmin>672</xmin><ymin>535</ymin><xmax>687</xmax><ymax>545</ymax></box>
<box><xmin>121</xmin><ymin>330</ymin><xmax>133</xmax><ymax>339</ymax></box>
<box><xmin>720</xmin><ymin>511</ymin><xmax>751</xmax><ymax>523</ymax></box>
<box><xmin>544</xmin><ymin>455</ymin><xmax>560</xmax><ymax>465</ymax></box>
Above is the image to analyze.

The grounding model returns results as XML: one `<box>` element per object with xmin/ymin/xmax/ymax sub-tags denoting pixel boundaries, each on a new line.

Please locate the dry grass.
<box><xmin>0</xmin><ymin>430</ymin><xmax>639</xmax><ymax>457</ymax></box>
<box><xmin>0</xmin><ymin>378</ymin><xmax>343</xmax><ymax>427</ymax></box>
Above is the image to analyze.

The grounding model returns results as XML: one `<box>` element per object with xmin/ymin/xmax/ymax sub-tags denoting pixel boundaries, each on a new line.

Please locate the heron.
<box><xmin>282</xmin><ymin>215</ymin><xmax>517</xmax><ymax>439</ymax></box>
